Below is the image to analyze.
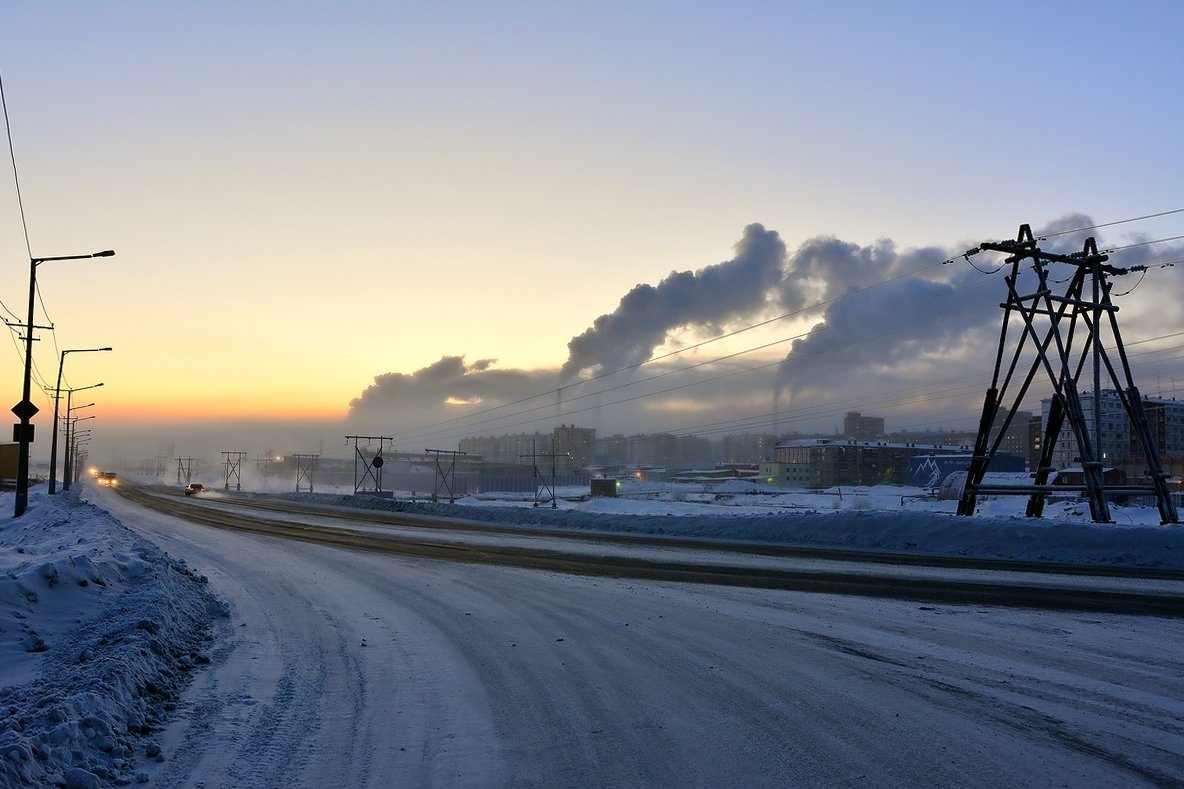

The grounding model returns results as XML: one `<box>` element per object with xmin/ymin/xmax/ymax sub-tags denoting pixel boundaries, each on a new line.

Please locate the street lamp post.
<box><xmin>13</xmin><ymin>250</ymin><xmax>115</xmax><ymax>516</ymax></box>
<box><xmin>63</xmin><ymin>392</ymin><xmax>99</xmax><ymax>492</ymax></box>
<box><xmin>72</xmin><ymin>442</ymin><xmax>91</xmax><ymax>485</ymax></box>
<box><xmin>65</xmin><ymin>421</ymin><xmax>94</xmax><ymax>489</ymax></box>
<box><xmin>48</xmin><ymin>348</ymin><xmax>111</xmax><ymax>494</ymax></box>
<box><xmin>56</xmin><ymin>384</ymin><xmax>102</xmax><ymax>489</ymax></box>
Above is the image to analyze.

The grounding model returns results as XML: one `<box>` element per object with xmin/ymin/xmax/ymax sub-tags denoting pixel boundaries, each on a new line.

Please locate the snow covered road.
<box><xmin>98</xmin><ymin>491</ymin><xmax>1184</xmax><ymax>788</ymax></box>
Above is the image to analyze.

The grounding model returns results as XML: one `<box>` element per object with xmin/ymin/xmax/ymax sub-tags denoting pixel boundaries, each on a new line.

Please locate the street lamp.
<box><xmin>13</xmin><ymin>249</ymin><xmax>115</xmax><ymax>516</ymax></box>
<box><xmin>58</xmin><ymin>383</ymin><xmax>102</xmax><ymax>484</ymax></box>
<box><xmin>66</xmin><ymin>420</ymin><xmax>94</xmax><ymax>490</ymax></box>
<box><xmin>63</xmin><ymin>392</ymin><xmax>99</xmax><ymax>492</ymax></box>
<box><xmin>48</xmin><ymin>347</ymin><xmax>111</xmax><ymax>494</ymax></box>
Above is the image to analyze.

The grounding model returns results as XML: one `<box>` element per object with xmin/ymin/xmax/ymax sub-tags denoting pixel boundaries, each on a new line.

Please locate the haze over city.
<box><xmin>2</xmin><ymin>2</ymin><xmax>1181</xmax><ymax>468</ymax></box>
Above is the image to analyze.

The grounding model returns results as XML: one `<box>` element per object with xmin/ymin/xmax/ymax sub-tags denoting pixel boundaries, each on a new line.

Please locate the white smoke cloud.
<box><xmin>345</xmin><ymin>215</ymin><xmax>1184</xmax><ymax>444</ymax></box>
<box><xmin>560</xmin><ymin>223</ymin><xmax>788</xmax><ymax>381</ymax></box>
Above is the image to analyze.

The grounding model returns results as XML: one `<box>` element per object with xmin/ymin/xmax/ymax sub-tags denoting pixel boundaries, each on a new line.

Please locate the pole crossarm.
<box><xmin>958</xmin><ymin>224</ymin><xmax>1178</xmax><ymax>525</ymax></box>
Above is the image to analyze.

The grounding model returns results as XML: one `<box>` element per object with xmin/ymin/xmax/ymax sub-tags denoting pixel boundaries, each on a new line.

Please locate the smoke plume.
<box><xmin>560</xmin><ymin>223</ymin><xmax>788</xmax><ymax>381</ymax></box>
<box><xmin>345</xmin><ymin>213</ymin><xmax>1182</xmax><ymax>441</ymax></box>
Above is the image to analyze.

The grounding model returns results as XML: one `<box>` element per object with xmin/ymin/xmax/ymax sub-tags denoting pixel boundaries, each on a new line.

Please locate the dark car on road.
<box><xmin>184</xmin><ymin>483</ymin><xmax>207</xmax><ymax>496</ymax></box>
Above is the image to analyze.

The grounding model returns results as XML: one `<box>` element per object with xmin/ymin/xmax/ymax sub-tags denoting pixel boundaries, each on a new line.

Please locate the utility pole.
<box><xmin>426</xmin><ymin>448</ymin><xmax>468</xmax><ymax>503</ymax></box>
<box><xmin>222</xmin><ymin>451</ymin><xmax>247</xmax><ymax>491</ymax></box>
<box><xmin>957</xmin><ymin>224</ymin><xmax>1177</xmax><ymax>524</ymax></box>
<box><xmin>176</xmin><ymin>457</ymin><xmax>195</xmax><ymax>484</ymax></box>
<box><xmin>292</xmin><ymin>453</ymin><xmax>319</xmax><ymax>493</ymax></box>
<box><xmin>520</xmin><ymin>440</ymin><xmax>569</xmax><ymax>509</ymax></box>
<box><xmin>11</xmin><ymin>249</ymin><xmax>114</xmax><ymax>517</ymax></box>
<box><xmin>346</xmin><ymin>435</ymin><xmax>394</xmax><ymax>494</ymax></box>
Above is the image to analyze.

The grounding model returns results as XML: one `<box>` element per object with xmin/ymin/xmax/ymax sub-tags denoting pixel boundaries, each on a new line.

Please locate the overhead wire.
<box><xmin>416</xmin><ymin>311</ymin><xmax>1184</xmax><ymax>455</ymax></box>
<box><xmin>0</xmin><ymin>67</ymin><xmax>54</xmax><ymax>411</ymax></box>
<box><xmin>406</xmin><ymin>301</ymin><xmax>995</xmax><ymax>446</ymax></box>
<box><xmin>1104</xmin><ymin>234</ymin><xmax>1184</xmax><ymax>254</ymax></box>
<box><xmin>396</xmin><ymin>272</ymin><xmax>1006</xmax><ymax>445</ymax></box>
<box><xmin>389</xmin><ymin>256</ymin><xmax>955</xmax><ymax>440</ymax></box>
<box><xmin>395</xmin><ymin>212</ymin><xmax>1181</xmax><ymax>445</ymax></box>
<box><xmin>1036</xmin><ymin>208</ymin><xmax>1184</xmax><ymax>240</ymax></box>
<box><xmin>629</xmin><ymin>330</ymin><xmax>1184</xmax><ymax>449</ymax></box>
<box><xmin>940</xmin><ymin>210</ymin><xmax>1184</xmax><ymax>265</ymax></box>
<box><xmin>0</xmin><ymin>68</ymin><xmax>32</xmax><ymax>257</ymax></box>
<box><xmin>668</xmin><ymin>378</ymin><xmax>989</xmax><ymax>441</ymax></box>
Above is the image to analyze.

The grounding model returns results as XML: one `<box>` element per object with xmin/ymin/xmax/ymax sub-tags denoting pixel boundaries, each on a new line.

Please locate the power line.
<box><xmin>1036</xmin><ymin>208</ymin><xmax>1184</xmax><ymax>240</ymax></box>
<box><xmin>385</xmin><ymin>213</ymin><xmax>1180</xmax><ymax>447</ymax></box>
<box><xmin>1104</xmin><ymin>234</ymin><xmax>1184</xmax><ymax>253</ymax></box>
<box><xmin>396</xmin><ymin>256</ymin><xmax>973</xmax><ymax>442</ymax></box>
<box><xmin>614</xmin><ymin>335</ymin><xmax>1184</xmax><ymax>449</ymax></box>
<box><xmin>407</xmin><ymin>302</ymin><xmax>995</xmax><ymax>446</ymax></box>
<box><xmin>402</xmin><ymin>260</ymin><xmax>1181</xmax><ymax>446</ymax></box>
<box><xmin>0</xmin><ymin>69</ymin><xmax>32</xmax><ymax>257</ymax></box>
<box><xmin>396</xmin><ymin>283</ymin><xmax>1000</xmax><ymax>445</ymax></box>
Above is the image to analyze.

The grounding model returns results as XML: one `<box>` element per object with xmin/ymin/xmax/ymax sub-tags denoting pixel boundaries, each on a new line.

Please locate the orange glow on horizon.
<box><xmin>98</xmin><ymin>396</ymin><xmax>349</xmax><ymax>424</ymax></box>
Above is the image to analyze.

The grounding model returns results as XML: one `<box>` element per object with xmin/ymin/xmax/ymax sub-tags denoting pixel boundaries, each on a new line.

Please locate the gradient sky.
<box><xmin>2</xmin><ymin>1</ymin><xmax>1181</xmax><ymax>467</ymax></box>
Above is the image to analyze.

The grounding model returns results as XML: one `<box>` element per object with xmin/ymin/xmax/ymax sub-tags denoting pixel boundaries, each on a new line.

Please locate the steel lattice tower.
<box><xmin>957</xmin><ymin>224</ymin><xmax>1178</xmax><ymax>524</ymax></box>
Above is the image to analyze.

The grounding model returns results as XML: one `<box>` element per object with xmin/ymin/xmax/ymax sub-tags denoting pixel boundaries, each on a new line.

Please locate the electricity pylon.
<box><xmin>957</xmin><ymin>224</ymin><xmax>1177</xmax><ymax>524</ymax></box>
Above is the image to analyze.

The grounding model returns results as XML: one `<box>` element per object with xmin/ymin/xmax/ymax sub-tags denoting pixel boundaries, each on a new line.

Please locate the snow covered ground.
<box><xmin>0</xmin><ymin>489</ymin><xmax>227</xmax><ymax>787</ymax></box>
<box><xmin>1</xmin><ymin>481</ymin><xmax>1182</xmax><ymax>787</ymax></box>
<box><xmin>268</xmin><ymin>477</ymin><xmax>1184</xmax><ymax>569</ymax></box>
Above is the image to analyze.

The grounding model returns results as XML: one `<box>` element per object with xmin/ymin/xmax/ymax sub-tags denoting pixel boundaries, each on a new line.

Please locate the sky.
<box><xmin>1</xmin><ymin>1</ymin><xmax>1182</xmax><ymax>468</ymax></box>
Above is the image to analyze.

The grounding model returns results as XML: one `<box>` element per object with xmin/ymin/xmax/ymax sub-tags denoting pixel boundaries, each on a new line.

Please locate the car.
<box><xmin>184</xmin><ymin>483</ymin><xmax>207</xmax><ymax>496</ymax></box>
<box><xmin>97</xmin><ymin>472</ymin><xmax>118</xmax><ymax>487</ymax></box>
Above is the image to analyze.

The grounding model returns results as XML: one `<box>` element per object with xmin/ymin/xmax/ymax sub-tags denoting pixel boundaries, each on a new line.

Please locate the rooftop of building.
<box><xmin>774</xmin><ymin>438</ymin><xmax>974</xmax><ymax>452</ymax></box>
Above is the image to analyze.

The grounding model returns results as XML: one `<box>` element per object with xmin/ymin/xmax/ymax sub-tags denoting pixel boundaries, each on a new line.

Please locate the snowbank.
<box><xmin>263</xmin><ymin>484</ymin><xmax>1184</xmax><ymax>570</ymax></box>
<box><xmin>0</xmin><ymin>491</ymin><xmax>227</xmax><ymax>787</ymax></box>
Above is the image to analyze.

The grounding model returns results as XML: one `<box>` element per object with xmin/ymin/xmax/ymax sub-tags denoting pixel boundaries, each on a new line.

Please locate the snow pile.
<box><xmin>0</xmin><ymin>491</ymin><xmax>227</xmax><ymax>788</ymax></box>
<box><xmin>265</xmin><ymin>485</ymin><xmax>1184</xmax><ymax>569</ymax></box>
